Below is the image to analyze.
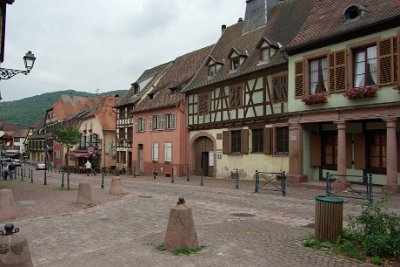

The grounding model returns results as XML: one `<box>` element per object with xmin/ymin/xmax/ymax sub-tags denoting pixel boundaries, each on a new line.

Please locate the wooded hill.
<box><xmin>0</xmin><ymin>89</ymin><xmax>127</xmax><ymax>129</ymax></box>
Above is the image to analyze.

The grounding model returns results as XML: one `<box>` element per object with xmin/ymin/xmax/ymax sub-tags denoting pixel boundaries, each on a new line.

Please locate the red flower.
<box><xmin>347</xmin><ymin>86</ymin><xmax>377</xmax><ymax>99</ymax></box>
<box><xmin>302</xmin><ymin>93</ymin><xmax>327</xmax><ymax>105</ymax></box>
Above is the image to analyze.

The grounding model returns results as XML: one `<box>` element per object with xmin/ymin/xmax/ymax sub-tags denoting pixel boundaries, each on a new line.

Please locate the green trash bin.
<box><xmin>315</xmin><ymin>195</ymin><xmax>344</xmax><ymax>243</ymax></box>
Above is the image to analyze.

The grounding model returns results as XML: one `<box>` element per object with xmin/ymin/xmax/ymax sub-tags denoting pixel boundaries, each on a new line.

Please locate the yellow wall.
<box><xmin>190</xmin><ymin>128</ymin><xmax>289</xmax><ymax>180</ymax></box>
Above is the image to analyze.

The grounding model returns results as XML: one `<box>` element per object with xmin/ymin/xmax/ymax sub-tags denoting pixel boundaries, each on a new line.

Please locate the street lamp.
<box><xmin>0</xmin><ymin>51</ymin><xmax>36</xmax><ymax>80</ymax></box>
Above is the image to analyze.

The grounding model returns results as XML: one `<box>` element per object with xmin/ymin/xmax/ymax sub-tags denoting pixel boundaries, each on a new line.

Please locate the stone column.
<box><xmin>336</xmin><ymin>121</ymin><xmax>347</xmax><ymax>178</ymax></box>
<box><xmin>288</xmin><ymin>118</ymin><xmax>306</xmax><ymax>184</ymax></box>
<box><xmin>384</xmin><ymin>118</ymin><xmax>399</xmax><ymax>194</ymax></box>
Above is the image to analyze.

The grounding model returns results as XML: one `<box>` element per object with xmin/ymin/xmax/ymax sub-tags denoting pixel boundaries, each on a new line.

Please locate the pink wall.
<box><xmin>132</xmin><ymin>103</ymin><xmax>188</xmax><ymax>177</ymax></box>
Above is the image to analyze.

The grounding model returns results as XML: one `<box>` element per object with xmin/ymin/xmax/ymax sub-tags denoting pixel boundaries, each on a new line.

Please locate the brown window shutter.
<box><xmin>394</xmin><ymin>36</ymin><xmax>398</xmax><ymax>84</ymax></box>
<box><xmin>397</xmin><ymin>133</ymin><xmax>400</xmax><ymax>170</ymax></box>
<box><xmin>310</xmin><ymin>134</ymin><xmax>321</xmax><ymax>167</ymax></box>
<box><xmin>329</xmin><ymin>50</ymin><xmax>347</xmax><ymax>92</ymax></box>
<box><xmin>223</xmin><ymin>131</ymin><xmax>229</xmax><ymax>154</ymax></box>
<box><xmin>241</xmin><ymin>129</ymin><xmax>249</xmax><ymax>154</ymax></box>
<box><xmin>263</xmin><ymin>128</ymin><xmax>272</xmax><ymax>155</ymax></box>
<box><xmin>346</xmin><ymin>133</ymin><xmax>352</xmax><ymax>168</ymax></box>
<box><xmin>294</xmin><ymin>60</ymin><xmax>304</xmax><ymax>98</ymax></box>
<box><xmin>378</xmin><ymin>38</ymin><xmax>395</xmax><ymax>86</ymax></box>
<box><xmin>354</xmin><ymin>134</ymin><xmax>365</xmax><ymax>170</ymax></box>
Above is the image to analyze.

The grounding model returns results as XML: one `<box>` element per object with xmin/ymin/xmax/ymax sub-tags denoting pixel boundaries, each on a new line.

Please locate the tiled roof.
<box><xmin>12</xmin><ymin>128</ymin><xmax>28</xmax><ymax>138</ymax></box>
<box><xmin>51</xmin><ymin>95</ymin><xmax>91</xmax><ymax>121</ymax></box>
<box><xmin>184</xmin><ymin>0</ymin><xmax>316</xmax><ymax>92</ymax></box>
<box><xmin>114</xmin><ymin>62</ymin><xmax>171</xmax><ymax>108</ymax></box>
<box><xmin>286</xmin><ymin>0</ymin><xmax>400</xmax><ymax>54</ymax></box>
<box><xmin>79</xmin><ymin>95</ymin><xmax>120</xmax><ymax>130</ymax></box>
<box><xmin>0</xmin><ymin>121</ymin><xmax>20</xmax><ymax>131</ymax></box>
<box><xmin>133</xmin><ymin>45</ymin><xmax>213</xmax><ymax>113</ymax></box>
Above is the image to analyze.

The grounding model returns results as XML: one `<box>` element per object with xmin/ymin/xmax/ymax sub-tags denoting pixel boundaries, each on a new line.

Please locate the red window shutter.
<box><xmin>241</xmin><ymin>129</ymin><xmax>249</xmax><ymax>154</ymax></box>
<box><xmin>294</xmin><ymin>60</ymin><xmax>304</xmax><ymax>98</ymax></box>
<box><xmin>346</xmin><ymin>133</ymin><xmax>352</xmax><ymax>168</ymax></box>
<box><xmin>263</xmin><ymin>128</ymin><xmax>272</xmax><ymax>155</ymax></box>
<box><xmin>354</xmin><ymin>134</ymin><xmax>365</xmax><ymax>170</ymax></box>
<box><xmin>310</xmin><ymin>134</ymin><xmax>321</xmax><ymax>167</ymax></box>
<box><xmin>378</xmin><ymin>38</ymin><xmax>395</xmax><ymax>86</ymax></box>
<box><xmin>223</xmin><ymin>131</ymin><xmax>229</xmax><ymax>154</ymax></box>
<box><xmin>328</xmin><ymin>50</ymin><xmax>347</xmax><ymax>92</ymax></box>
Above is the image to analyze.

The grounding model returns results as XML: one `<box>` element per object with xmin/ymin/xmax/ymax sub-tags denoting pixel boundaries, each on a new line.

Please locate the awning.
<box><xmin>68</xmin><ymin>151</ymin><xmax>93</xmax><ymax>158</ymax></box>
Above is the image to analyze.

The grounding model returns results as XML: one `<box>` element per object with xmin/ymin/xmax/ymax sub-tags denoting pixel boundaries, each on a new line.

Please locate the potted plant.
<box><xmin>302</xmin><ymin>93</ymin><xmax>327</xmax><ymax>105</ymax></box>
<box><xmin>347</xmin><ymin>86</ymin><xmax>378</xmax><ymax>99</ymax></box>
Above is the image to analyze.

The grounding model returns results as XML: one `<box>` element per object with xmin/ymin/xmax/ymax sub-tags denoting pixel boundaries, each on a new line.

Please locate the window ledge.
<box><xmin>272</xmin><ymin>152</ymin><xmax>288</xmax><ymax>157</ymax></box>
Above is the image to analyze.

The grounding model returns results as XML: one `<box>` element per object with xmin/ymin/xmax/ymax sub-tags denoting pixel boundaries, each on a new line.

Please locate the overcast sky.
<box><xmin>1</xmin><ymin>0</ymin><xmax>245</xmax><ymax>101</ymax></box>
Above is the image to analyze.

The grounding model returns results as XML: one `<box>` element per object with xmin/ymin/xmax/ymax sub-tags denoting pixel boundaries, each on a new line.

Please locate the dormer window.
<box><xmin>228</xmin><ymin>49</ymin><xmax>246</xmax><ymax>71</ymax></box>
<box><xmin>261</xmin><ymin>47</ymin><xmax>276</xmax><ymax>63</ymax></box>
<box><xmin>170</xmin><ymin>87</ymin><xmax>178</xmax><ymax>95</ymax></box>
<box><xmin>206</xmin><ymin>57</ymin><xmax>223</xmax><ymax>78</ymax></box>
<box><xmin>257</xmin><ymin>38</ymin><xmax>278</xmax><ymax>64</ymax></box>
<box><xmin>344</xmin><ymin>5</ymin><xmax>367</xmax><ymax>22</ymax></box>
<box><xmin>231</xmin><ymin>56</ymin><xmax>240</xmax><ymax>70</ymax></box>
<box><xmin>132</xmin><ymin>82</ymin><xmax>140</xmax><ymax>95</ymax></box>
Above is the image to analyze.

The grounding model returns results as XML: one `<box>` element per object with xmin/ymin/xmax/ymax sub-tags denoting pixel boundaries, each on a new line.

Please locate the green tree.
<box><xmin>54</xmin><ymin>125</ymin><xmax>82</xmax><ymax>190</ymax></box>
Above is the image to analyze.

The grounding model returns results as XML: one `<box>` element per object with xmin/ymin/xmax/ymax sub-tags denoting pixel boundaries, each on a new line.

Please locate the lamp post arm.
<box><xmin>0</xmin><ymin>68</ymin><xmax>29</xmax><ymax>80</ymax></box>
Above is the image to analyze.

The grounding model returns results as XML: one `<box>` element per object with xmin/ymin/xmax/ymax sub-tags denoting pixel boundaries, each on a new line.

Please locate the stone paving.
<box><xmin>1</xmin><ymin>165</ymin><xmax>399</xmax><ymax>266</ymax></box>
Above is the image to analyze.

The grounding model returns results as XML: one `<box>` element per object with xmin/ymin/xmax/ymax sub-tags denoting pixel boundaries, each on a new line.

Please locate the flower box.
<box><xmin>347</xmin><ymin>86</ymin><xmax>377</xmax><ymax>99</ymax></box>
<box><xmin>302</xmin><ymin>93</ymin><xmax>327</xmax><ymax>105</ymax></box>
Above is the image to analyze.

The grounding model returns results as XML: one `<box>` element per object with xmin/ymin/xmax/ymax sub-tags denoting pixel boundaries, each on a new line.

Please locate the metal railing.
<box><xmin>255</xmin><ymin>170</ymin><xmax>286</xmax><ymax>196</ymax></box>
<box><xmin>325</xmin><ymin>172</ymin><xmax>373</xmax><ymax>203</ymax></box>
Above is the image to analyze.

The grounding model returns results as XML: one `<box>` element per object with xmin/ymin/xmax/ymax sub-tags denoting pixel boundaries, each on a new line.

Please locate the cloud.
<box><xmin>1</xmin><ymin>0</ymin><xmax>245</xmax><ymax>101</ymax></box>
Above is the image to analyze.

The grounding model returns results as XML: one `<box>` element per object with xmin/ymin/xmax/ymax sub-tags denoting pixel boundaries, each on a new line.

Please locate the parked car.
<box><xmin>36</xmin><ymin>162</ymin><xmax>47</xmax><ymax>170</ymax></box>
<box><xmin>12</xmin><ymin>159</ymin><xmax>21</xmax><ymax>166</ymax></box>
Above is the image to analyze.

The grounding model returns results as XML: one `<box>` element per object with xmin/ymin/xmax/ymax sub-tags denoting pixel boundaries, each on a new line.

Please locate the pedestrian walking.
<box><xmin>8</xmin><ymin>162</ymin><xmax>16</xmax><ymax>180</ymax></box>
<box><xmin>85</xmin><ymin>160</ymin><xmax>92</xmax><ymax>176</ymax></box>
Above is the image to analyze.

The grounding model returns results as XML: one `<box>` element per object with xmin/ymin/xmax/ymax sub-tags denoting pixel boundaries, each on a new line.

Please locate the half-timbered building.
<box><xmin>114</xmin><ymin>63</ymin><xmax>171</xmax><ymax>174</ymax></box>
<box><xmin>132</xmin><ymin>45</ymin><xmax>213</xmax><ymax>177</ymax></box>
<box><xmin>183</xmin><ymin>0</ymin><xmax>315</xmax><ymax>179</ymax></box>
<box><xmin>286</xmin><ymin>0</ymin><xmax>400</xmax><ymax>193</ymax></box>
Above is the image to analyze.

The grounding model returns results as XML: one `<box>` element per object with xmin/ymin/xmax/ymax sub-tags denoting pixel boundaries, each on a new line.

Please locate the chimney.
<box><xmin>221</xmin><ymin>24</ymin><xmax>226</xmax><ymax>35</ymax></box>
<box><xmin>238</xmin><ymin>17</ymin><xmax>243</xmax><ymax>22</ymax></box>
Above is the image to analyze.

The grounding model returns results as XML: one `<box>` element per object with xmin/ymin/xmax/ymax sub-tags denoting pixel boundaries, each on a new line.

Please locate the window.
<box><xmin>127</xmin><ymin>127</ymin><xmax>133</xmax><ymax>139</ymax></box>
<box><xmin>118</xmin><ymin>128</ymin><xmax>125</xmax><ymax>139</ymax></box>
<box><xmin>119</xmin><ymin>108</ymin><xmax>125</xmax><ymax>119</ymax></box>
<box><xmin>367</xmin><ymin>130</ymin><xmax>386</xmax><ymax>173</ymax></box>
<box><xmin>260</xmin><ymin>47</ymin><xmax>276</xmax><ymax>63</ymax></box>
<box><xmin>231</xmin><ymin>57</ymin><xmax>240</xmax><ymax>70</ymax></box>
<box><xmin>353</xmin><ymin>45</ymin><xmax>377</xmax><ymax>87</ymax></box>
<box><xmin>133</xmin><ymin>83</ymin><xmax>140</xmax><ymax>95</ymax></box>
<box><xmin>229</xmin><ymin>86</ymin><xmax>242</xmax><ymax>108</ymax></box>
<box><xmin>152</xmin><ymin>115</ymin><xmax>163</xmax><ymax>131</ymax></box>
<box><xmin>276</xmin><ymin>127</ymin><xmax>288</xmax><ymax>153</ymax></box>
<box><xmin>164</xmin><ymin>143</ymin><xmax>172</xmax><ymax>163</ymax></box>
<box><xmin>151</xmin><ymin>143</ymin><xmax>159</xmax><ymax>162</ymax></box>
<box><xmin>273</xmin><ymin>74</ymin><xmax>288</xmax><ymax>101</ymax></box>
<box><xmin>231</xmin><ymin>130</ymin><xmax>241</xmax><ymax>153</ymax></box>
<box><xmin>252</xmin><ymin>129</ymin><xmax>263</xmax><ymax>153</ymax></box>
<box><xmin>165</xmin><ymin>113</ymin><xmax>176</xmax><ymax>130</ymax></box>
<box><xmin>309</xmin><ymin>57</ymin><xmax>328</xmax><ymax>94</ymax></box>
<box><xmin>198</xmin><ymin>94</ymin><xmax>209</xmax><ymax>115</ymax></box>
<box><xmin>137</xmin><ymin>117</ymin><xmax>146</xmax><ymax>132</ymax></box>
<box><xmin>322</xmin><ymin>132</ymin><xmax>337</xmax><ymax>168</ymax></box>
<box><xmin>208</xmin><ymin>64</ymin><xmax>218</xmax><ymax>77</ymax></box>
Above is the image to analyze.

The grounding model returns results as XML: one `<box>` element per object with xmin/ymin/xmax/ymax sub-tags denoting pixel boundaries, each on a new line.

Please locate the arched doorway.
<box><xmin>193</xmin><ymin>136</ymin><xmax>214</xmax><ymax>177</ymax></box>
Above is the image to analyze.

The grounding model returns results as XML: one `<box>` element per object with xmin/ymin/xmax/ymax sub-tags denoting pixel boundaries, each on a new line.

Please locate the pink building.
<box><xmin>132</xmin><ymin>45</ymin><xmax>213</xmax><ymax>177</ymax></box>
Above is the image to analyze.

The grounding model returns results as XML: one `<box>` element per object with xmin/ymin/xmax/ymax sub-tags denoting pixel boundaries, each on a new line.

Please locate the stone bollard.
<box><xmin>0</xmin><ymin>189</ymin><xmax>16</xmax><ymax>223</ymax></box>
<box><xmin>76</xmin><ymin>183</ymin><xmax>94</xmax><ymax>205</ymax></box>
<box><xmin>109</xmin><ymin>176</ymin><xmax>123</xmax><ymax>195</ymax></box>
<box><xmin>0</xmin><ymin>223</ymin><xmax>34</xmax><ymax>267</ymax></box>
<box><xmin>164</xmin><ymin>197</ymin><xmax>199</xmax><ymax>252</ymax></box>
